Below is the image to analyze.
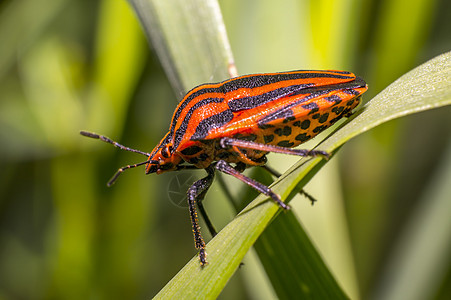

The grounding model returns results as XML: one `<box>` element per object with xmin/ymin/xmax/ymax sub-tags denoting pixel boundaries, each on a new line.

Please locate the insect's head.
<box><xmin>145</xmin><ymin>134</ymin><xmax>181</xmax><ymax>175</ymax></box>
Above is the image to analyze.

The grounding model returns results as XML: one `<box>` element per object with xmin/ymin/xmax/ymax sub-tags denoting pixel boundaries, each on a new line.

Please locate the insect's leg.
<box><xmin>261</xmin><ymin>165</ymin><xmax>317</xmax><ymax>206</ymax></box>
<box><xmin>175</xmin><ymin>165</ymin><xmax>217</xmax><ymax>236</ymax></box>
<box><xmin>220</xmin><ymin>137</ymin><xmax>330</xmax><ymax>159</ymax></box>
<box><xmin>186</xmin><ymin>165</ymin><xmax>216</xmax><ymax>266</ymax></box>
<box><xmin>215</xmin><ymin>160</ymin><xmax>290</xmax><ymax>210</ymax></box>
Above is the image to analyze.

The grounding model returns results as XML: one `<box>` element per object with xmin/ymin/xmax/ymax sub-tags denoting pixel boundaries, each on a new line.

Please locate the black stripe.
<box><xmin>325</xmin><ymin>94</ymin><xmax>342</xmax><ymax>103</ymax></box>
<box><xmin>173</xmin><ymin>97</ymin><xmax>224</xmax><ymax>149</ymax></box>
<box><xmin>227</xmin><ymin>72</ymin><xmax>359</xmax><ymax>112</ymax></box>
<box><xmin>172</xmin><ymin>72</ymin><xmax>356</xmax><ymax>127</ymax></box>
<box><xmin>169</xmin><ymin>87</ymin><xmax>224</xmax><ymax>135</ymax></box>
<box><xmin>191</xmin><ymin>109</ymin><xmax>234</xmax><ymax>140</ymax></box>
<box><xmin>170</xmin><ymin>72</ymin><xmax>358</xmax><ymax>133</ymax></box>
<box><xmin>326</xmin><ymin>70</ymin><xmax>352</xmax><ymax>75</ymax></box>
<box><xmin>228</xmin><ymin>84</ymin><xmax>313</xmax><ymax>111</ymax></box>
<box><xmin>168</xmin><ymin>74</ymin><xmax>365</xmax><ymax>148</ymax></box>
<box><xmin>257</xmin><ymin>78</ymin><xmax>366</xmax><ymax>126</ymax></box>
<box><xmin>222</xmin><ymin>71</ymin><xmax>354</xmax><ymax>92</ymax></box>
<box><xmin>258</xmin><ymin>109</ymin><xmax>294</xmax><ymax>127</ymax></box>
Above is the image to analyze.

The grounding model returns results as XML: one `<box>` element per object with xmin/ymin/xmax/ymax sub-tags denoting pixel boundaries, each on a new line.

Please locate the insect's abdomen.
<box><xmin>250</xmin><ymin>90</ymin><xmax>364</xmax><ymax>149</ymax></box>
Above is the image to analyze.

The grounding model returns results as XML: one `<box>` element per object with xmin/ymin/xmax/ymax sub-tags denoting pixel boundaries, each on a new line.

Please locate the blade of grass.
<box><xmin>254</xmin><ymin>211</ymin><xmax>348</xmax><ymax>299</ymax></box>
<box><xmin>127</xmin><ymin>0</ymin><xmax>234</xmax><ymax>94</ymax></box>
<box><xmin>0</xmin><ymin>0</ymin><xmax>68</xmax><ymax>80</ymax></box>
<box><xmin>370</xmin><ymin>136</ymin><xmax>451</xmax><ymax>300</ymax></box>
<box><xmin>155</xmin><ymin>51</ymin><xmax>451</xmax><ymax>298</ymax></box>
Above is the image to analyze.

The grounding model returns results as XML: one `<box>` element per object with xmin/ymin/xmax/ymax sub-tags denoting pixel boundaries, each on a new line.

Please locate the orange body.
<box><xmin>81</xmin><ymin>69</ymin><xmax>368</xmax><ymax>266</ymax></box>
<box><xmin>145</xmin><ymin>70</ymin><xmax>367</xmax><ymax>174</ymax></box>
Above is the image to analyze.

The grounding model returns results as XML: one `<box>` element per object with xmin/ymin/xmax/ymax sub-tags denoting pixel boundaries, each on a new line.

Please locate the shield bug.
<box><xmin>81</xmin><ymin>70</ymin><xmax>368</xmax><ymax>266</ymax></box>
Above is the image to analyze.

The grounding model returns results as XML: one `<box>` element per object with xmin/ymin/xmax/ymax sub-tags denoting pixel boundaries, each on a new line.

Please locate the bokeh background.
<box><xmin>0</xmin><ymin>0</ymin><xmax>450</xmax><ymax>299</ymax></box>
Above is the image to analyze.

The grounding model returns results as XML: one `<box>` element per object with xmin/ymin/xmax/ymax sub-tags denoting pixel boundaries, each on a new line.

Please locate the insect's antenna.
<box><xmin>107</xmin><ymin>160</ymin><xmax>158</xmax><ymax>187</ymax></box>
<box><xmin>80</xmin><ymin>130</ymin><xmax>151</xmax><ymax>157</ymax></box>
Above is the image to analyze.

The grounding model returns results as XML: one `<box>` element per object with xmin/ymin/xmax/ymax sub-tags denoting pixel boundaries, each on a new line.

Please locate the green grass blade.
<box><xmin>371</xmin><ymin>137</ymin><xmax>451</xmax><ymax>300</ymax></box>
<box><xmin>156</xmin><ymin>51</ymin><xmax>451</xmax><ymax>298</ymax></box>
<box><xmin>127</xmin><ymin>0</ymin><xmax>234</xmax><ymax>94</ymax></box>
<box><xmin>254</xmin><ymin>211</ymin><xmax>348</xmax><ymax>299</ymax></box>
<box><xmin>0</xmin><ymin>0</ymin><xmax>68</xmax><ymax>80</ymax></box>
<box><xmin>317</xmin><ymin>51</ymin><xmax>451</xmax><ymax>154</ymax></box>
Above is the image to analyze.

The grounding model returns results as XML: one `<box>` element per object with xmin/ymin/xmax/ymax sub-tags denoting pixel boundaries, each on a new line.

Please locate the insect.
<box><xmin>81</xmin><ymin>70</ymin><xmax>368</xmax><ymax>266</ymax></box>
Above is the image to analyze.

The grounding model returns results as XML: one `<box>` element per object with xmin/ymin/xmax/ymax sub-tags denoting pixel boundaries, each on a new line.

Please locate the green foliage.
<box><xmin>0</xmin><ymin>0</ymin><xmax>450</xmax><ymax>299</ymax></box>
<box><xmin>155</xmin><ymin>51</ymin><xmax>451</xmax><ymax>299</ymax></box>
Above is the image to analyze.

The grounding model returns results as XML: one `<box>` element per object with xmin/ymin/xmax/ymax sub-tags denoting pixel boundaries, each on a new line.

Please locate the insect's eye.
<box><xmin>146</xmin><ymin>164</ymin><xmax>158</xmax><ymax>174</ymax></box>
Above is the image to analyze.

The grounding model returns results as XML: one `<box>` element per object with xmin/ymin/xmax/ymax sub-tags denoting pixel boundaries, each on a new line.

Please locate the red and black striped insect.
<box><xmin>81</xmin><ymin>70</ymin><xmax>368</xmax><ymax>266</ymax></box>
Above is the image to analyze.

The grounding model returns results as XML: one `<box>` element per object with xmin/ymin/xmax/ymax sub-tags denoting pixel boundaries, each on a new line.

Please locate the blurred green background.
<box><xmin>0</xmin><ymin>0</ymin><xmax>450</xmax><ymax>299</ymax></box>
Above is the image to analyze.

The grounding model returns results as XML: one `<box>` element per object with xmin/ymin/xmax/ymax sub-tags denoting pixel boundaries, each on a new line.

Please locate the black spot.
<box><xmin>200</xmin><ymin>139</ymin><xmax>214</xmax><ymax>145</ymax></box>
<box><xmin>313</xmin><ymin>125</ymin><xmax>327</xmax><ymax>133</ymax></box>
<box><xmin>277</xmin><ymin>140</ymin><xmax>294</xmax><ymax>147</ymax></box>
<box><xmin>312</xmin><ymin>113</ymin><xmax>320</xmax><ymax>119</ymax></box>
<box><xmin>283</xmin><ymin>116</ymin><xmax>296</xmax><ymax>123</ymax></box>
<box><xmin>264</xmin><ymin>134</ymin><xmax>274</xmax><ymax>143</ymax></box>
<box><xmin>198</xmin><ymin>153</ymin><xmax>209</xmax><ymax>161</ymax></box>
<box><xmin>189</xmin><ymin>157</ymin><xmax>199</xmax><ymax>164</ymax></box>
<box><xmin>325</xmin><ymin>95</ymin><xmax>342</xmax><ymax>104</ymax></box>
<box><xmin>343</xmin><ymin>108</ymin><xmax>353</xmax><ymax>117</ymax></box>
<box><xmin>302</xmin><ymin>102</ymin><xmax>319</xmax><ymax>115</ymax></box>
<box><xmin>283</xmin><ymin>126</ymin><xmax>292</xmax><ymax>136</ymax></box>
<box><xmin>218</xmin><ymin>152</ymin><xmax>231</xmax><ymax>159</ymax></box>
<box><xmin>293</xmin><ymin>121</ymin><xmax>301</xmax><ymax>127</ymax></box>
<box><xmin>332</xmin><ymin>106</ymin><xmax>344</xmax><ymax>115</ymax></box>
<box><xmin>346</xmin><ymin>99</ymin><xmax>355</xmax><ymax>106</ymax></box>
<box><xmin>329</xmin><ymin>115</ymin><xmax>342</xmax><ymax>124</ymax></box>
<box><xmin>234</xmin><ymin>133</ymin><xmax>257</xmax><ymax>141</ymax></box>
<box><xmin>258</xmin><ymin>123</ymin><xmax>275</xmax><ymax>130</ymax></box>
<box><xmin>274</xmin><ymin>126</ymin><xmax>292</xmax><ymax>137</ymax></box>
<box><xmin>300</xmin><ymin>120</ymin><xmax>310</xmax><ymax>129</ymax></box>
<box><xmin>247</xmin><ymin>134</ymin><xmax>258</xmax><ymax>141</ymax></box>
<box><xmin>319</xmin><ymin>113</ymin><xmax>329</xmax><ymax>124</ymax></box>
<box><xmin>180</xmin><ymin>146</ymin><xmax>203</xmax><ymax>156</ymax></box>
<box><xmin>295</xmin><ymin>133</ymin><xmax>311</xmax><ymax>142</ymax></box>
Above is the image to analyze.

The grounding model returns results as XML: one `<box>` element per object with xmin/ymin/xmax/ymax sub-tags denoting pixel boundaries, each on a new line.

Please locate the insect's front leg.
<box><xmin>215</xmin><ymin>160</ymin><xmax>290</xmax><ymax>210</ymax></box>
<box><xmin>186</xmin><ymin>165</ymin><xmax>216</xmax><ymax>266</ymax></box>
